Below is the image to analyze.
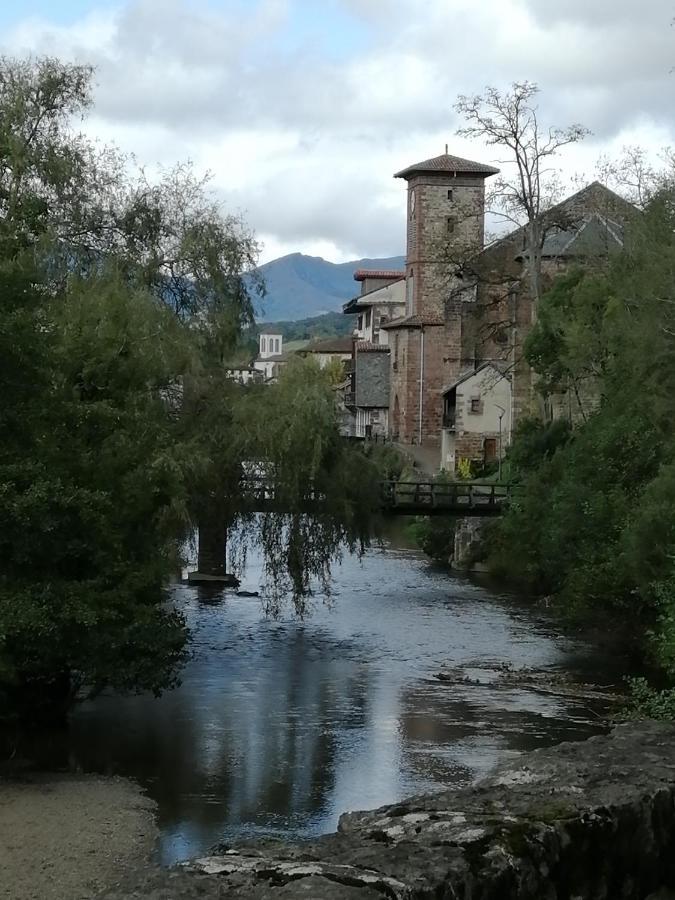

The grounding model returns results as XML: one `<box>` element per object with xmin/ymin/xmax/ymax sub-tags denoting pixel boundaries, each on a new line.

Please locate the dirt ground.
<box><xmin>0</xmin><ymin>774</ymin><xmax>157</xmax><ymax>900</ymax></box>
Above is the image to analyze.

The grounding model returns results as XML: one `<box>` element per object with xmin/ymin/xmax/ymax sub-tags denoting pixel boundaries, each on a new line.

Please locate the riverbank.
<box><xmin>0</xmin><ymin>773</ymin><xmax>156</xmax><ymax>900</ymax></box>
<box><xmin>99</xmin><ymin>723</ymin><xmax>675</xmax><ymax>899</ymax></box>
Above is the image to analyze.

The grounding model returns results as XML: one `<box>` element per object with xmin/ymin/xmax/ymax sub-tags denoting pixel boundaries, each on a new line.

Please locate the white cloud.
<box><xmin>2</xmin><ymin>0</ymin><xmax>674</xmax><ymax>263</ymax></box>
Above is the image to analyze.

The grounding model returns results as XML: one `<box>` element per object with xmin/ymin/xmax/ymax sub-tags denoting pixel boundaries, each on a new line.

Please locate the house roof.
<box><xmin>353</xmin><ymin>269</ymin><xmax>406</xmax><ymax>282</ymax></box>
<box><xmin>258</xmin><ymin>324</ymin><xmax>284</xmax><ymax>335</ymax></box>
<box><xmin>302</xmin><ymin>336</ymin><xmax>354</xmax><ymax>354</ymax></box>
<box><xmin>394</xmin><ymin>152</ymin><xmax>499</xmax><ymax>180</ymax></box>
<box><xmin>343</xmin><ymin>278</ymin><xmax>407</xmax><ymax>314</ymax></box>
<box><xmin>380</xmin><ymin>314</ymin><xmax>445</xmax><ymax>329</ymax></box>
<box><xmin>442</xmin><ymin>362</ymin><xmax>509</xmax><ymax>396</ymax></box>
<box><xmin>356</xmin><ymin>341</ymin><xmax>390</xmax><ymax>352</ymax></box>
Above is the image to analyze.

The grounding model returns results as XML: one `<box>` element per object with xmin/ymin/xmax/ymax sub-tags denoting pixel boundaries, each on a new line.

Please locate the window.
<box><xmin>275</xmin><ymin>338</ymin><xmax>280</xmax><ymax>354</ymax></box>
<box><xmin>447</xmin><ymin>217</ymin><xmax>455</xmax><ymax>234</ymax></box>
<box><xmin>261</xmin><ymin>337</ymin><xmax>266</xmax><ymax>353</ymax></box>
<box><xmin>447</xmin><ymin>189</ymin><xmax>453</xmax><ymax>201</ymax></box>
<box><xmin>470</xmin><ymin>397</ymin><xmax>481</xmax><ymax>414</ymax></box>
<box><xmin>406</xmin><ymin>270</ymin><xmax>414</xmax><ymax>314</ymax></box>
<box><xmin>365</xmin><ymin>309</ymin><xmax>371</xmax><ymax>328</ymax></box>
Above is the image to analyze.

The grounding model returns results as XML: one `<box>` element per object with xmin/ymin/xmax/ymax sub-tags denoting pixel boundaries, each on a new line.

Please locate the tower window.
<box><xmin>447</xmin><ymin>190</ymin><xmax>453</xmax><ymax>201</ymax></box>
<box><xmin>447</xmin><ymin>217</ymin><xmax>455</xmax><ymax>234</ymax></box>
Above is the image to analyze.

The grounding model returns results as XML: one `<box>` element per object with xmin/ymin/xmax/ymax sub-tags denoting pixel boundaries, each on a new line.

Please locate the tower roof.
<box><xmin>353</xmin><ymin>269</ymin><xmax>405</xmax><ymax>282</ymax></box>
<box><xmin>394</xmin><ymin>152</ymin><xmax>499</xmax><ymax>180</ymax></box>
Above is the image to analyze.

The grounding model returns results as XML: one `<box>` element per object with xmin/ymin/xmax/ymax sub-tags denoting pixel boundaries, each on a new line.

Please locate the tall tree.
<box><xmin>455</xmin><ymin>82</ymin><xmax>589</xmax><ymax>305</ymax></box>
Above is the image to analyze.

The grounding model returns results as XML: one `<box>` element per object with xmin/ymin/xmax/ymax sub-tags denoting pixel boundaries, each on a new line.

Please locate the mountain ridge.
<box><xmin>251</xmin><ymin>252</ymin><xmax>406</xmax><ymax>322</ymax></box>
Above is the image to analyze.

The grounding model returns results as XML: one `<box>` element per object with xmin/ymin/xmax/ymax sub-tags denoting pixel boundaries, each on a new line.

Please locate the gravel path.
<box><xmin>0</xmin><ymin>774</ymin><xmax>157</xmax><ymax>900</ymax></box>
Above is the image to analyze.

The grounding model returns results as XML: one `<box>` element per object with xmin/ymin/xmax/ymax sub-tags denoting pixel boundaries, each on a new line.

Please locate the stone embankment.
<box><xmin>101</xmin><ymin>722</ymin><xmax>675</xmax><ymax>900</ymax></box>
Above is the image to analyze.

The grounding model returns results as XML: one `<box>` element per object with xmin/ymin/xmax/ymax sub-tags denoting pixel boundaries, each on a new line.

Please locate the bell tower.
<box><xmin>387</xmin><ymin>151</ymin><xmax>498</xmax><ymax>448</ymax></box>
<box><xmin>395</xmin><ymin>151</ymin><xmax>499</xmax><ymax>319</ymax></box>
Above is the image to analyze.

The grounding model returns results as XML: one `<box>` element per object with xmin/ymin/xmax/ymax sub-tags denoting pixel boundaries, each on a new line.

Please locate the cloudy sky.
<box><xmin>1</xmin><ymin>0</ymin><xmax>673</xmax><ymax>263</ymax></box>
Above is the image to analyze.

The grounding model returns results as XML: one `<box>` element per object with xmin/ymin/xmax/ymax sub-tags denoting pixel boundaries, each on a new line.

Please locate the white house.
<box><xmin>440</xmin><ymin>363</ymin><xmax>512</xmax><ymax>472</ymax></box>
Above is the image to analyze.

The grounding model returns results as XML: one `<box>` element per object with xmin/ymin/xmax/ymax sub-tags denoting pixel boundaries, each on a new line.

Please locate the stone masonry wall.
<box><xmin>355</xmin><ymin>351</ymin><xmax>390</xmax><ymax>408</ymax></box>
<box><xmin>102</xmin><ymin>722</ymin><xmax>675</xmax><ymax>900</ymax></box>
<box><xmin>406</xmin><ymin>174</ymin><xmax>486</xmax><ymax>320</ymax></box>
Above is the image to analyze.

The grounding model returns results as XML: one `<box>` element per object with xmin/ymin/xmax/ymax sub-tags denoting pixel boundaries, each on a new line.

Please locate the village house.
<box><xmin>299</xmin><ymin>336</ymin><xmax>354</xmax><ymax>369</ymax></box>
<box><xmin>342</xmin><ymin>270</ymin><xmax>406</xmax><ymax>438</ymax></box>
<box><xmin>225</xmin><ymin>363</ymin><xmax>263</xmax><ymax>386</ymax></box>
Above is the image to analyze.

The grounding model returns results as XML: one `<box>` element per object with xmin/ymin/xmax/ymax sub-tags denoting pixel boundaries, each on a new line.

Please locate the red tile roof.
<box><xmin>353</xmin><ymin>269</ymin><xmax>406</xmax><ymax>282</ymax></box>
<box><xmin>394</xmin><ymin>153</ymin><xmax>499</xmax><ymax>180</ymax></box>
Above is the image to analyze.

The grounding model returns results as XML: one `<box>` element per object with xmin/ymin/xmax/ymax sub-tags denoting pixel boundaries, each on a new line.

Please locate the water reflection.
<box><xmin>41</xmin><ymin>541</ymin><xmax>618</xmax><ymax>864</ymax></box>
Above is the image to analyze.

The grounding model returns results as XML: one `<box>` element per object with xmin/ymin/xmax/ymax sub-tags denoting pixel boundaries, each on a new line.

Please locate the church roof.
<box><xmin>394</xmin><ymin>153</ymin><xmax>499</xmax><ymax>180</ymax></box>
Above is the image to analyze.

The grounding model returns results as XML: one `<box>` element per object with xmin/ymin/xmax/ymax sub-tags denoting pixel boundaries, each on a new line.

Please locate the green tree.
<box><xmin>487</xmin><ymin>181</ymin><xmax>675</xmax><ymax>670</ymax></box>
<box><xmin>0</xmin><ymin>57</ymin><xmax>383</xmax><ymax>722</ymax></box>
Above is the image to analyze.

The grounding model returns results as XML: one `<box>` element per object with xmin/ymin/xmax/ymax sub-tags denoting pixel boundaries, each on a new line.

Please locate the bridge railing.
<box><xmin>237</xmin><ymin>475</ymin><xmax>510</xmax><ymax>515</ymax></box>
<box><xmin>380</xmin><ymin>480</ymin><xmax>510</xmax><ymax>512</ymax></box>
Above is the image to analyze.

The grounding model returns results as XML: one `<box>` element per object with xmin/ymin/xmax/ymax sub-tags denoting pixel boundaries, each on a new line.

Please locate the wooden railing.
<box><xmin>380</xmin><ymin>481</ymin><xmax>510</xmax><ymax>516</ymax></box>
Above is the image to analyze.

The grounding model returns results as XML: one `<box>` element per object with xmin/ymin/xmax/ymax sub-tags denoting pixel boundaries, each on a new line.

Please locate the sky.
<box><xmin>1</xmin><ymin>0</ymin><xmax>673</xmax><ymax>264</ymax></box>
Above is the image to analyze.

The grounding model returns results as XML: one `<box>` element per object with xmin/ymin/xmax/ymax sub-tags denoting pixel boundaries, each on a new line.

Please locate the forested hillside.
<box><xmin>252</xmin><ymin>252</ymin><xmax>405</xmax><ymax>320</ymax></box>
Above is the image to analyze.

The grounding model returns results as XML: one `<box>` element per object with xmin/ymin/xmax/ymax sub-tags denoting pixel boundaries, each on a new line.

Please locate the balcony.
<box><xmin>442</xmin><ymin>412</ymin><xmax>456</xmax><ymax>430</ymax></box>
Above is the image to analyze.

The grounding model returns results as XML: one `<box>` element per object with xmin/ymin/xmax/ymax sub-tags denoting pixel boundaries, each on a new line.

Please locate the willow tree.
<box><xmin>232</xmin><ymin>357</ymin><xmax>381</xmax><ymax>615</ymax></box>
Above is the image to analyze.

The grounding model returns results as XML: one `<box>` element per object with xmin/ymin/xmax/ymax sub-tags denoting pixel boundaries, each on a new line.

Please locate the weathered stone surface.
<box><xmin>100</xmin><ymin>722</ymin><xmax>675</xmax><ymax>899</ymax></box>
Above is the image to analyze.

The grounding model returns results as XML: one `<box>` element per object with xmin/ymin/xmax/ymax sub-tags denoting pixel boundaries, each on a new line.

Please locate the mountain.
<box><xmin>251</xmin><ymin>252</ymin><xmax>405</xmax><ymax>322</ymax></box>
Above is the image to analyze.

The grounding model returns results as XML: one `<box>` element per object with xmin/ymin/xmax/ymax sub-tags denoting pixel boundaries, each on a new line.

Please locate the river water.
<box><xmin>52</xmin><ymin>531</ymin><xmax>617</xmax><ymax>865</ymax></box>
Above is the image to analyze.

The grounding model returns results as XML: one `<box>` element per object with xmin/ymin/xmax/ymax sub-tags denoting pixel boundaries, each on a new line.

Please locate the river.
<box><xmin>33</xmin><ymin>529</ymin><xmax>619</xmax><ymax>866</ymax></box>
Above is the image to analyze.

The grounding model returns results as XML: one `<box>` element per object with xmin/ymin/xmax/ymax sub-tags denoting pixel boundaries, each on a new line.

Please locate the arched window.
<box><xmin>261</xmin><ymin>337</ymin><xmax>266</xmax><ymax>353</ymax></box>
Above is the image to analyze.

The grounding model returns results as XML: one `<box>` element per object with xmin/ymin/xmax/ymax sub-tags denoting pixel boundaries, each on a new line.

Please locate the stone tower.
<box><xmin>386</xmin><ymin>152</ymin><xmax>498</xmax><ymax>447</ymax></box>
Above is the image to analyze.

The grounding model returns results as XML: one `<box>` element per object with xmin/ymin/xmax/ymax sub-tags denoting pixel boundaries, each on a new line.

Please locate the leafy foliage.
<box><xmin>488</xmin><ymin>185</ymin><xmax>675</xmax><ymax>713</ymax></box>
<box><xmin>0</xmin><ymin>57</ymin><xmax>380</xmax><ymax>723</ymax></box>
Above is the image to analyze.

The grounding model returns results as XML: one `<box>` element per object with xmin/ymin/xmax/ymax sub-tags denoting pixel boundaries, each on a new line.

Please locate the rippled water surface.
<box><xmin>60</xmin><ymin>534</ymin><xmax>616</xmax><ymax>864</ymax></box>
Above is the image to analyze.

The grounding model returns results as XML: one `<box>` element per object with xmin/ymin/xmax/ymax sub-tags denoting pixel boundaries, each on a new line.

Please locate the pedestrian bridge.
<box><xmin>380</xmin><ymin>481</ymin><xmax>509</xmax><ymax>516</ymax></box>
<box><xmin>241</xmin><ymin>478</ymin><xmax>510</xmax><ymax>518</ymax></box>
